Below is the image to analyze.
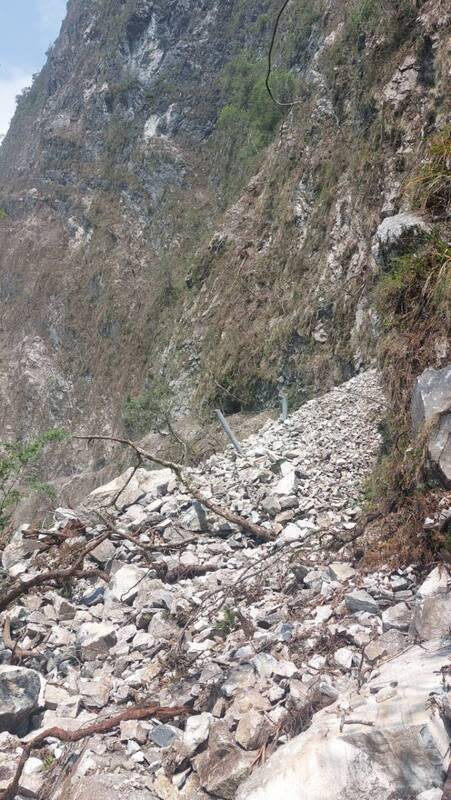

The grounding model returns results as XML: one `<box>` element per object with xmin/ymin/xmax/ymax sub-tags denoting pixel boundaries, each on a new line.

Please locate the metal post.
<box><xmin>215</xmin><ymin>409</ymin><xmax>243</xmax><ymax>455</ymax></box>
<box><xmin>280</xmin><ymin>390</ymin><xmax>288</xmax><ymax>421</ymax></box>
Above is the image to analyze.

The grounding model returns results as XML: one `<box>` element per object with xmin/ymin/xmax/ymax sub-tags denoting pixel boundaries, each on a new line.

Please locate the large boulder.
<box><xmin>0</xmin><ymin>666</ymin><xmax>44</xmax><ymax>733</ymax></box>
<box><xmin>88</xmin><ymin>467</ymin><xmax>173</xmax><ymax>509</ymax></box>
<box><xmin>372</xmin><ymin>212</ymin><xmax>430</xmax><ymax>266</ymax></box>
<box><xmin>412</xmin><ymin>593</ymin><xmax>451</xmax><ymax>640</ymax></box>
<box><xmin>411</xmin><ymin>365</ymin><xmax>451</xmax><ymax>485</ymax></box>
<box><xmin>237</xmin><ymin>639</ymin><xmax>451</xmax><ymax>800</ymax></box>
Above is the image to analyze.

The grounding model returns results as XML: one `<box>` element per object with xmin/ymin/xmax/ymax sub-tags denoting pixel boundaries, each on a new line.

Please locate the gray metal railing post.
<box><xmin>215</xmin><ymin>409</ymin><xmax>243</xmax><ymax>455</ymax></box>
<box><xmin>280</xmin><ymin>390</ymin><xmax>288</xmax><ymax>421</ymax></box>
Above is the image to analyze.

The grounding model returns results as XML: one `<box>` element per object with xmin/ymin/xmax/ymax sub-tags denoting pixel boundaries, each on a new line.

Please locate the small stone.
<box><xmin>149</xmin><ymin>724</ymin><xmax>180</xmax><ymax>748</ymax></box>
<box><xmin>235</xmin><ymin>710</ymin><xmax>268</xmax><ymax>750</ymax></box>
<box><xmin>274</xmin><ymin>472</ymin><xmax>298</xmax><ymax>496</ymax></box>
<box><xmin>416</xmin><ymin>790</ymin><xmax>444</xmax><ymax>800</ymax></box>
<box><xmin>54</xmin><ymin>597</ymin><xmax>76</xmax><ymax>620</ymax></box>
<box><xmin>182</xmin><ymin>712</ymin><xmax>213</xmax><ymax>756</ymax></box>
<box><xmin>80</xmin><ymin>587</ymin><xmax>104</xmax><ymax>606</ymax></box>
<box><xmin>120</xmin><ymin>720</ymin><xmax>148</xmax><ymax>745</ymax></box>
<box><xmin>79</xmin><ymin>676</ymin><xmax>111</xmax><ymax>708</ymax></box>
<box><xmin>328</xmin><ymin>562</ymin><xmax>356</xmax><ymax>582</ymax></box>
<box><xmin>212</xmin><ymin>698</ymin><xmax>226</xmax><ymax>718</ymax></box>
<box><xmin>345</xmin><ymin>589</ymin><xmax>379</xmax><ymax>615</ymax></box>
<box><xmin>334</xmin><ymin>647</ymin><xmax>355</xmax><ymax>671</ymax></box>
<box><xmin>261</xmin><ymin>496</ymin><xmax>281</xmax><ymax>516</ymax></box>
<box><xmin>90</xmin><ymin>538</ymin><xmax>116</xmax><ymax>564</ymax></box>
<box><xmin>315</xmin><ymin>605</ymin><xmax>333</xmax><ymax>624</ymax></box>
<box><xmin>77</xmin><ymin>622</ymin><xmax>117</xmax><ymax>661</ymax></box>
<box><xmin>278</xmin><ymin>523</ymin><xmax>304</xmax><ymax>544</ymax></box>
<box><xmin>222</xmin><ymin>666</ymin><xmax>256</xmax><ymax>698</ymax></box>
<box><xmin>382</xmin><ymin>602</ymin><xmax>411</xmax><ymax>632</ymax></box>
<box><xmin>105</xmin><ymin>564</ymin><xmax>150</xmax><ymax>604</ymax></box>
<box><xmin>251</xmin><ymin>653</ymin><xmax>278</xmax><ymax>680</ymax></box>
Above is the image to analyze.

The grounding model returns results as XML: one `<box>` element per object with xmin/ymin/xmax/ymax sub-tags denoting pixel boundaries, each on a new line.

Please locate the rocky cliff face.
<box><xmin>0</xmin><ymin>0</ymin><xmax>449</xmax><ymax>484</ymax></box>
<box><xmin>0</xmin><ymin>0</ymin><xmax>278</xmax><ymax>441</ymax></box>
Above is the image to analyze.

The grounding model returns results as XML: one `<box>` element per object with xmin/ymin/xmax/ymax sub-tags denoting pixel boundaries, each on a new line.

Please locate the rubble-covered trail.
<box><xmin>0</xmin><ymin>369</ymin><xmax>450</xmax><ymax>800</ymax></box>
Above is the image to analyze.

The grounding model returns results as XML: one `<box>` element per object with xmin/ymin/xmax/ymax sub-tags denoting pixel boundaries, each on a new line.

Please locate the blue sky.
<box><xmin>0</xmin><ymin>0</ymin><xmax>67</xmax><ymax>136</ymax></box>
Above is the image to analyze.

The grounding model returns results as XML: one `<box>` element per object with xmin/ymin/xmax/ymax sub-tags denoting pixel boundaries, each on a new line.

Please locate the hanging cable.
<box><xmin>265</xmin><ymin>0</ymin><xmax>306</xmax><ymax>108</ymax></box>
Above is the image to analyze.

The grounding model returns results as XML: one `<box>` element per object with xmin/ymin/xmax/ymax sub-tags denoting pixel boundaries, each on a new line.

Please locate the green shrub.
<box><xmin>0</xmin><ymin>429</ymin><xmax>67</xmax><ymax>532</ymax></box>
<box><xmin>123</xmin><ymin>374</ymin><xmax>173</xmax><ymax>437</ymax></box>
<box><xmin>409</xmin><ymin>126</ymin><xmax>451</xmax><ymax>214</ymax></box>
<box><xmin>214</xmin><ymin>52</ymin><xmax>296</xmax><ymax>199</ymax></box>
<box><xmin>219</xmin><ymin>52</ymin><xmax>295</xmax><ymax>141</ymax></box>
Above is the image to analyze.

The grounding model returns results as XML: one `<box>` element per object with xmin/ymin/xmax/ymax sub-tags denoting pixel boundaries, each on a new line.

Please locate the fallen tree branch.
<box><xmin>75</xmin><ymin>434</ymin><xmax>276</xmax><ymax>542</ymax></box>
<box><xmin>0</xmin><ymin>567</ymin><xmax>108</xmax><ymax>614</ymax></box>
<box><xmin>0</xmin><ymin>703</ymin><xmax>190</xmax><ymax>800</ymax></box>
<box><xmin>0</xmin><ymin>529</ymin><xmax>112</xmax><ymax>614</ymax></box>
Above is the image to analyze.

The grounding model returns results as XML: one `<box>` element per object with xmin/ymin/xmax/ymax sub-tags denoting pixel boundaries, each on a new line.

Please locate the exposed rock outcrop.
<box><xmin>412</xmin><ymin>365</ymin><xmax>451</xmax><ymax>485</ymax></box>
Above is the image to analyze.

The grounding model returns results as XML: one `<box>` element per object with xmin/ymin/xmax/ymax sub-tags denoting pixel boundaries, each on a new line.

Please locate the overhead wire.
<box><xmin>265</xmin><ymin>0</ymin><xmax>306</xmax><ymax>108</ymax></box>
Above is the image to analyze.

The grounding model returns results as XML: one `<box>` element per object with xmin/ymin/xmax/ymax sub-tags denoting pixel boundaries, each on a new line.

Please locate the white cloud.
<box><xmin>0</xmin><ymin>68</ymin><xmax>33</xmax><ymax>139</ymax></box>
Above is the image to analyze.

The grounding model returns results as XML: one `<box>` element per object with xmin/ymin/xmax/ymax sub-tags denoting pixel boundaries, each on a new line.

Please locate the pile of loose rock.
<box><xmin>0</xmin><ymin>369</ymin><xmax>450</xmax><ymax>800</ymax></box>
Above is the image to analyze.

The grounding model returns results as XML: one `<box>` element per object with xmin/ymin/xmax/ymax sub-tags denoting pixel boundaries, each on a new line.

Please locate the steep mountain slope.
<box><xmin>0</xmin><ymin>0</ymin><xmax>449</xmax><ymax>492</ymax></box>
<box><xmin>0</xmin><ymin>0</ymin><xmax>280</xmax><ymax>439</ymax></box>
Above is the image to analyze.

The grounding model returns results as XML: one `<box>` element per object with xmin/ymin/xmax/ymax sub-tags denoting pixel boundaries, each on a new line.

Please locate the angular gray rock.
<box><xmin>105</xmin><ymin>564</ymin><xmax>150</xmax><ymax>604</ymax></box>
<box><xmin>345</xmin><ymin>589</ymin><xmax>379</xmax><ymax>615</ymax></box>
<box><xmin>182</xmin><ymin>712</ymin><xmax>213</xmax><ymax>757</ymax></box>
<box><xmin>195</xmin><ymin>723</ymin><xmax>256</xmax><ymax>799</ymax></box>
<box><xmin>412</xmin><ymin>594</ymin><xmax>451</xmax><ymax>640</ymax></box>
<box><xmin>328</xmin><ymin>562</ymin><xmax>356</xmax><ymax>582</ymax></box>
<box><xmin>0</xmin><ymin>666</ymin><xmax>43</xmax><ymax>733</ymax></box>
<box><xmin>89</xmin><ymin>467</ymin><xmax>173</xmax><ymax>509</ymax></box>
<box><xmin>77</xmin><ymin>623</ymin><xmax>117</xmax><ymax>661</ymax></box>
<box><xmin>372</xmin><ymin>212</ymin><xmax>430</xmax><ymax>266</ymax></box>
<box><xmin>235</xmin><ymin>710</ymin><xmax>269</xmax><ymax>750</ymax></box>
<box><xmin>381</xmin><ymin>602</ymin><xmax>411</xmax><ymax>632</ymax></box>
<box><xmin>412</xmin><ymin>365</ymin><xmax>451</xmax><ymax>485</ymax></box>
